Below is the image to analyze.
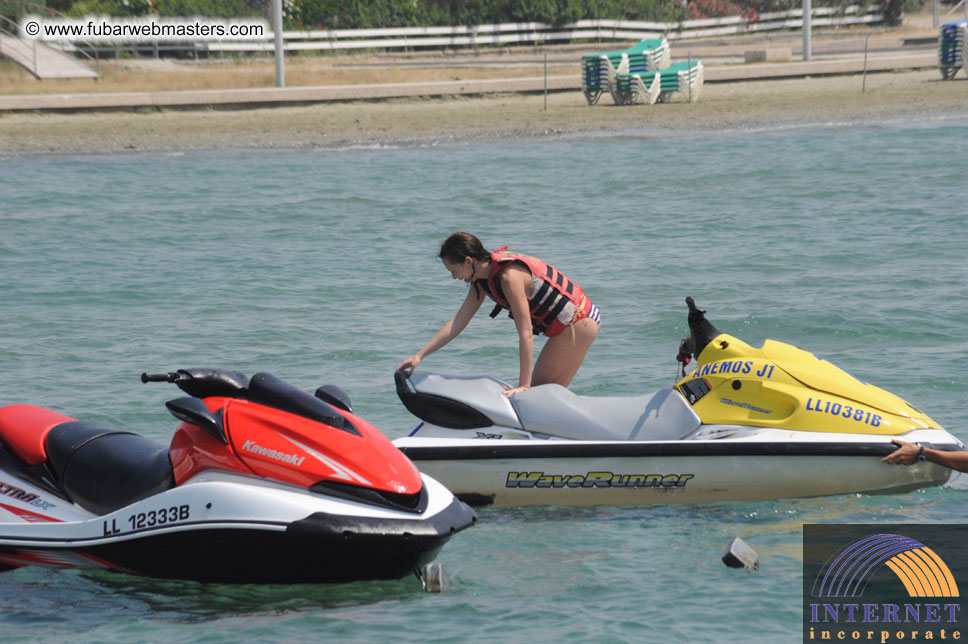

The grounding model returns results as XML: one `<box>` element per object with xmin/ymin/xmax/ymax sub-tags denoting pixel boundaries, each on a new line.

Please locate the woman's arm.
<box><xmin>500</xmin><ymin>265</ymin><xmax>535</xmax><ymax>397</ymax></box>
<box><xmin>396</xmin><ymin>286</ymin><xmax>486</xmax><ymax>373</ymax></box>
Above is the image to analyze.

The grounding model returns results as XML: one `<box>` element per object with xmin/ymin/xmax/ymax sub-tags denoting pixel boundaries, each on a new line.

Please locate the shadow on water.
<box><xmin>467</xmin><ymin>485</ymin><xmax>966</xmax><ymax>562</ymax></box>
<box><xmin>0</xmin><ymin>565</ymin><xmax>425</xmax><ymax>627</ymax></box>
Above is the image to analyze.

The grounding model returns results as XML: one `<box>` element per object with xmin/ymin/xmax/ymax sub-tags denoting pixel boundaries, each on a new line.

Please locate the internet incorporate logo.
<box><xmin>803</xmin><ymin>525</ymin><xmax>965</xmax><ymax>643</ymax></box>
<box><xmin>814</xmin><ymin>534</ymin><xmax>959</xmax><ymax>599</ymax></box>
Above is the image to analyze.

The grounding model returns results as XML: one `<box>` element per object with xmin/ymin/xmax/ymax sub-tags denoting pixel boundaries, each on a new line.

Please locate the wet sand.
<box><xmin>1</xmin><ymin>68</ymin><xmax>965</xmax><ymax>156</ymax></box>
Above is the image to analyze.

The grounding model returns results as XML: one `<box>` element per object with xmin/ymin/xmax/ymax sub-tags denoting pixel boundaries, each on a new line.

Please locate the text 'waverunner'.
<box><xmin>0</xmin><ymin>369</ymin><xmax>475</xmax><ymax>583</ymax></box>
<box><xmin>393</xmin><ymin>298</ymin><xmax>963</xmax><ymax>507</ymax></box>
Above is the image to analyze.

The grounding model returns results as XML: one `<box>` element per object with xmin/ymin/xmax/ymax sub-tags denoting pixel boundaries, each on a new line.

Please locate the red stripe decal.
<box><xmin>0</xmin><ymin>501</ymin><xmax>64</xmax><ymax>523</ymax></box>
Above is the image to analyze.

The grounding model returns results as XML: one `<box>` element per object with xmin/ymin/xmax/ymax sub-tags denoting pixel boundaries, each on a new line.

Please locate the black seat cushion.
<box><xmin>46</xmin><ymin>421</ymin><xmax>175</xmax><ymax>515</ymax></box>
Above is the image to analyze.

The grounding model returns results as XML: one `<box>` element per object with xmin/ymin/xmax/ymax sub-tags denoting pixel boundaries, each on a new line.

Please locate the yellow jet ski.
<box><xmin>393</xmin><ymin>298</ymin><xmax>963</xmax><ymax>507</ymax></box>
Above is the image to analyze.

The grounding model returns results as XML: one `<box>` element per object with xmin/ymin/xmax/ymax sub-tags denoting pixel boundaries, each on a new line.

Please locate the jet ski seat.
<box><xmin>45</xmin><ymin>421</ymin><xmax>175</xmax><ymax>515</ymax></box>
<box><xmin>401</xmin><ymin>372</ymin><xmax>523</xmax><ymax>429</ymax></box>
<box><xmin>510</xmin><ymin>386</ymin><xmax>701</xmax><ymax>441</ymax></box>
<box><xmin>0</xmin><ymin>404</ymin><xmax>77</xmax><ymax>466</ymax></box>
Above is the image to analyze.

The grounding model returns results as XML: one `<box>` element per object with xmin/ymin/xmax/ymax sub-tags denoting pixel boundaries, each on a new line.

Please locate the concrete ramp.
<box><xmin>0</xmin><ymin>34</ymin><xmax>98</xmax><ymax>79</ymax></box>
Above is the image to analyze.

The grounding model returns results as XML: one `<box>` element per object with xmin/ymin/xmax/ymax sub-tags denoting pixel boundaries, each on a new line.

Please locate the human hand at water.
<box><xmin>882</xmin><ymin>439</ymin><xmax>919</xmax><ymax>466</ymax></box>
<box><xmin>396</xmin><ymin>354</ymin><xmax>422</xmax><ymax>374</ymax></box>
<box><xmin>502</xmin><ymin>385</ymin><xmax>529</xmax><ymax>398</ymax></box>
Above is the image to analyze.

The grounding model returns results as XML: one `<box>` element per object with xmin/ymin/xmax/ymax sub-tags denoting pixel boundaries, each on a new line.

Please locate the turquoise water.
<box><xmin>1</xmin><ymin>118</ymin><xmax>967</xmax><ymax>643</ymax></box>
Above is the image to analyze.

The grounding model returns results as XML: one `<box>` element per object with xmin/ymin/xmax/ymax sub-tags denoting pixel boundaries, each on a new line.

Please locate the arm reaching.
<box><xmin>396</xmin><ymin>286</ymin><xmax>486</xmax><ymax>374</ymax></box>
<box><xmin>882</xmin><ymin>439</ymin><xmax>968</xmax><ymax>473</ymax></box>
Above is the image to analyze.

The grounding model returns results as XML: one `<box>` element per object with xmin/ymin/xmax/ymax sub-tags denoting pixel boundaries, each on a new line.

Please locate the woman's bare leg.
<box><xmin>531</xmin><ymin>317</ymin><xmax>600</xmax><ymax>387</ymax></box>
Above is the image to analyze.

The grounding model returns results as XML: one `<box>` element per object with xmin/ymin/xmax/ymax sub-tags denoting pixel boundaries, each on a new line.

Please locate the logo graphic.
<box><xmin>814</xmin><ymin>533</ymin><xmax>959</xmax><ymax>599</ymax></box>
<box><xmin>505</xmin><ymin>471</ymin><xmax>694</xmax><ymax>489</ymax></box>
<box><xmin>803</xmin><ymin>524</ymin><xmax>966</xmax><ymax>643</ymax></box>
<box><xmin>241</xmin><ymin>439</ymin><xmax>306</xmax><ymax>467</ymax></box>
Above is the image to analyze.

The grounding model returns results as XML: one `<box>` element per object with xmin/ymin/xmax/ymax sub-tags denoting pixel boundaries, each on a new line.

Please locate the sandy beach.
<box><xmin>1</xmin><ymin>69</ymin><xmax>965</xmax><ymax>155</ymax></box>
<box><xmin>1</xmin><ymin>11</ymin><xmax>966</xmax><ymax>155</ymax></box>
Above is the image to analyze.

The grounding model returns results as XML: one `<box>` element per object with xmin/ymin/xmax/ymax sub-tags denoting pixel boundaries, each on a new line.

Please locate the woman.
<box><xmin>396</xmin><ymin>232</ymin><xmax>600</xmax><ymax>397</ymax></box>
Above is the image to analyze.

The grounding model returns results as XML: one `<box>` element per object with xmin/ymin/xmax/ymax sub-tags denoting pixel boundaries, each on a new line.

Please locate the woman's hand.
<box><xmin>396</xmin><ymin>354</ymin><xmax>422</xmax><ymax>374</ymax></box>
<box><xmin>502</xmin><ymin>385</ymin><xmax>529</xmax><ymax>398</ymax></box>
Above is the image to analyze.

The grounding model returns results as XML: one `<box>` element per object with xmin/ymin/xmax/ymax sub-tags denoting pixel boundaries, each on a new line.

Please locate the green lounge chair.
<box><xmin>581</xmin><ymin>39</ymin><xmax>670</xmax><ymax>105</ymax></box>
<box><xmin>614</xmin><ymin>60</ymin><xmax>704</xmax><ymax>105</ymax></box>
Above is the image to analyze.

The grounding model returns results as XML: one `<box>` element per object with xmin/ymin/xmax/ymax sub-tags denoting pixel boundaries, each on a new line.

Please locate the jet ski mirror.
<box><xmin>315</xmin><ymin>384</ymin><xmax>353</xmax><ymax>413</ymax></box>
<box><xmin>165</xmin><ymin>397</ymin><xmax>227</xmax><ymax>444</ymax></box>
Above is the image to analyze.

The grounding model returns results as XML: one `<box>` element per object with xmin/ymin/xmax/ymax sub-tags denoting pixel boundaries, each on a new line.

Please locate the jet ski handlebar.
<box><xmin>679</xmin><ymin>297</ymin><xmax>722</xmax><ymax>363</ymax></box>
<box><xmin>140</xmin><ymin>368</ymin><xmax>251</xmax><ymax>399</ymax></box>
<box><xmin>394</xmin><ymin>369</ymin><xmax>416</xmax><ymax>392</ymax></box>
<box><xmin>141</xmin><ymin>371</ymin><xmax>181</xmax><ymax>383</ymax></box>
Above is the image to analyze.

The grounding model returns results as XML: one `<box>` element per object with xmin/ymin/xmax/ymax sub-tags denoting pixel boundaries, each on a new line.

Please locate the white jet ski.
<box><xmin>392</xmin><ymin>298</ymin><xmax>963</xmax><ymax>507</ymax></box>
<box><xmin>0</xmin><ymin>368</ymin><xmax>476</xmax><ymax>583</ymax></box>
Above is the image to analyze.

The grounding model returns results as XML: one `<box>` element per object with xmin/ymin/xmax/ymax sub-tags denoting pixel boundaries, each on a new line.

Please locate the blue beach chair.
<box><xmin>939</xmin><ymin>20</ymin><xmax>967</xmax><ymax>80</ymax></box>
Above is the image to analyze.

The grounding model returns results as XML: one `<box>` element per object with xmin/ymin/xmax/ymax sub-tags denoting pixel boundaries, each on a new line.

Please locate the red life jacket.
<box><xmin>477</xmin><ymin>246</ymin><xmax>591</xmax><ymax>337</ymax></box>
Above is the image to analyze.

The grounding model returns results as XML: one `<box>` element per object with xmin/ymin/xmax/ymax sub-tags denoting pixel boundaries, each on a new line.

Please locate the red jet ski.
<box><xmin>0</xmin><ymin>368</ymin><xmax>475</xmax><ymax>584</ymax></box>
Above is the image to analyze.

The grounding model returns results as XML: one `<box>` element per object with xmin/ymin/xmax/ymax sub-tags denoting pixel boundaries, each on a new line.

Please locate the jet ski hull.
<box><xmin>0</xmin><ymin>470</ymin><xmax>476</xmax><ymax>583</ymax></box>
<box><xmin>391</xmin><ymin>297</ymin><xmax>966</xmax><ymax>508</ymax></box>
<box><xmin>395</xmin><ymin>429</ymin><xmax>957</xmax><ymax>507</ymax></box>
<box><xmin>0</xmin><ymin>369</ymin><xmax>478</xmax><ymax>584</ymax></box>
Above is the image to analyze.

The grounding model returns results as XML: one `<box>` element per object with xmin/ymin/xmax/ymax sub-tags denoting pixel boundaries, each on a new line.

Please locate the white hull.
<box><xmin>394</xmin><ymin>428</ymin><xmax>959</xmax><ymax>507</ymax></box>
<box><xmin>0</xmin><ymin>469</ymin><xmax>475</xmax><ymax>582</ymax></box>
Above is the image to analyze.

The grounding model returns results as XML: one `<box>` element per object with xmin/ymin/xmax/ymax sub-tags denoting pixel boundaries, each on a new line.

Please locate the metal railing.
<box><xmin>208</xmin><ymin>6</ymin><xmax>884</xmax><ymax>53</ymax></box>
<box><xmin>1</xmin><ymin>1</ymin><xmax>99</xmax><ymax>70</ymax></box>
<box><xmin>942</xmin><ymin>0</ymin><xmax>968</xmax><ymax>23</ymax></box>
<box><xmin>0</xmin><ymin>13</ymin><xmax>39</xmax><ymax>73</ymax></box>
<box><xmin>2</xmin><ymin>5</ymin><xmax>886</xmax><ymax>61</ymax></box>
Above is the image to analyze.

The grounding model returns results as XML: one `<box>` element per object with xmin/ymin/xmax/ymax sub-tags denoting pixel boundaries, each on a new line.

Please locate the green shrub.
<box><xmin>294</xmin><ymin>0</ymin><xmax>415</xmax><ymax>29</ymax></box>
<box><xmin>154</xmin><ymin>0</ymin><xmax>259</xmax><ymax>16</ymax></box>
<box><xmin>62</xmin><ymin>0</ymin><xmax>258</xmax><ymax>17</ymax></box>
<box><xmin>45</xmin><ymin>0</ymin><xmax>913</xmax><ymax>29</ymax></box>
<box><xmin>66</xmin><ymin>0</ymin><xmax>152</xmax><ymax>17</ymax></box>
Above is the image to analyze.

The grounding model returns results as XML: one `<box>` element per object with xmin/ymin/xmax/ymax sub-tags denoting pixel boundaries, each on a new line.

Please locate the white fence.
<box><xmin>205</xmin><ymin>5</ymin><xmax>883</xmax><ymax>52</ymax></box>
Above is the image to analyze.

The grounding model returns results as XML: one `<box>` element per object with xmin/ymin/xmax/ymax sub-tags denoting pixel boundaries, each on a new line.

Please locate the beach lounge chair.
<box><xmin>581</xmin><ymin>39</ymin><xmax>670</xmax><ymax>105</ymax></box>
<box><xmin>614</xmin><ymin>60</ymin><xmax>704</xmax><ymax>105</ymax></box>
<box><xmin>939</xmin><ymin>20</ymin><xmax>967</xmax><ymax>80</ymax></box>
